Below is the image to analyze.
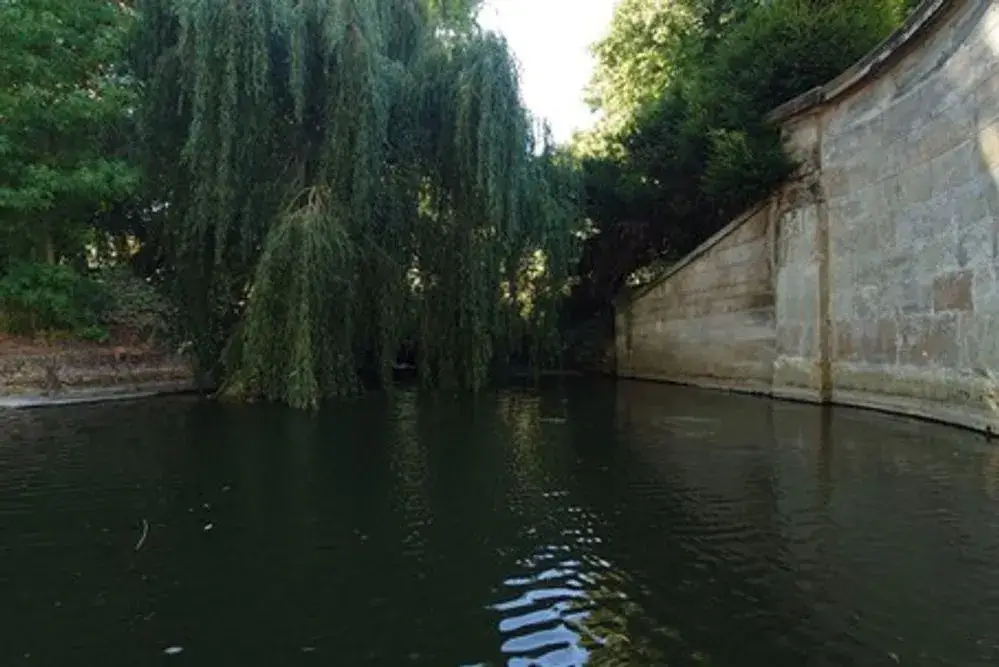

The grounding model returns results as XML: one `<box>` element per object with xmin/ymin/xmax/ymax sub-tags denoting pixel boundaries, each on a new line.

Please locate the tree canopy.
<box><xmin>569</xmin><ymin>0</ymin><xmax>915</xmax><ymax>323</ymax></box>
<box><xmin>0</xmin><ymin>0</ymin><xmax>139</xmax><ymax>267</ymax></box>
<box><xmin>134</xmin><ymin>0</ymin><xmax>582</xmax><ymax>408</ymax></box>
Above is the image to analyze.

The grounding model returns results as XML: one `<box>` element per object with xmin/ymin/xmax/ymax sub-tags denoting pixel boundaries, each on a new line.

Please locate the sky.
<box><xmin>477</xmin><ymin>0</ymin><xmax>619</xmax><ymax>145</ymax></box>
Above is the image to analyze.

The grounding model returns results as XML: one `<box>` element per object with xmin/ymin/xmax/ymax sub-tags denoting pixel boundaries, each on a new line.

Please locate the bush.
<box><xmin>95</xmin><ymin>267</ymin><xmax>178</xmax><ymax>345</ymax></box>
<box><xmin>0</xmin><ymin>262</ymin><xmax>109</xmax><ymax>335</ymax></box>
<box><xmin>77</xmin><ymin>324</ymin><xmax>111</xmax><ymax>343</ymax></box>
<box><xmin>0</xmin><ymin>262</ymin><xmax>177</xmax><ymax>345</ymax></box>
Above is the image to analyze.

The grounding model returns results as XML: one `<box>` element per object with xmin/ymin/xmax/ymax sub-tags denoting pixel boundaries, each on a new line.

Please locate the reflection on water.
<box><xmin>2</xmin><ymin>380</ymin><xmax>999</xmax><ymax>665</ymax></box>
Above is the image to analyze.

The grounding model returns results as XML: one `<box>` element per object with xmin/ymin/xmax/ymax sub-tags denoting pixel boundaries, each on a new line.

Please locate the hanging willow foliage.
<box><xmin>134</xmin><ymin>0</ymin><xmax>581</xmax><ymax>408</ymax></box>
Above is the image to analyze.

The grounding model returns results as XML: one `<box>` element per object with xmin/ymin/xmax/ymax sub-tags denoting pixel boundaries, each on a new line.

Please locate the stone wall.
<box><xmin>616</xmin><ymin>205</ymin><xmax>777</xmax><ymax>394</ymax></box>
<box><xmin>616</xmin><ymin>0</ymin><xmax>999</xmax><ymax>433</ymax></box>
<box><xmin>0</xmin><ymin>346</ymin><xmax>195</xmax><ymax>406</ymax></box>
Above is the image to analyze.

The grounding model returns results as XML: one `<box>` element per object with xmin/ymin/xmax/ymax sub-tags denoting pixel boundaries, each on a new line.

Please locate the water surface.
<box><xmin>2</xmin><ymin>380</ymin><xmax>999</xmax><ymax>666</ymax></box>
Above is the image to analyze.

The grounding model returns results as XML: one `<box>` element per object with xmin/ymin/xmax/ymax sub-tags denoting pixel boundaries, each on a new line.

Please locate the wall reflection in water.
<box><xmin>607</xmin><ymin>380</ymin><xmax>999</xmax><ymax>667</ymax></box>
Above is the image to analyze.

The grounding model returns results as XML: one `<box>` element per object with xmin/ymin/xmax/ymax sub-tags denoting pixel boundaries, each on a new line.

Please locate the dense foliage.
<box><xmin>0</xmin><ymin>0</ymin><xmax>140</xmax><ymax>268</ymax></box>
<box><xmin>0</xmin><ymin>0</ymin><xmax>177</xmax><ymax>345</ymax></box>
<box><xmin>570</xmin><ymin>0</ymin><xmax>917</xmax><ymax>322</ymax></box>
<box><xmin>0</xmin><ymin>260</ymin><xmax>177</xmax><ymax>345</ymax></box>
<box><xmin>133</xmin><ymin>0</ymin><xmax>582</xmax><ymax>408</ymax></box>
<box><xmin>96</xmin><ymin>265</ymin><xmax>179</xmax><ymax>344</ymax></box>
<box><xmin>0</xmin><ymin>262</ymin><xmax>108</xmax><ymax>336</ymax></box>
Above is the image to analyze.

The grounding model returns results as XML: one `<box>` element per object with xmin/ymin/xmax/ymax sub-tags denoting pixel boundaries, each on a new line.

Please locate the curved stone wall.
<box><xmin>617</xmin><ymin>0</ymin><xmax>999</xmax><ymax>433</ymax></box>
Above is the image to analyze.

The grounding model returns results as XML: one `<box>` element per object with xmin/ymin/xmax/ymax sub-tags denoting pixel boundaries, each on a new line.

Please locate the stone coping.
<box><xmin>0</xmin><ymin>380</ymin><xmax>199</xmax><ymax>409</ymax></box>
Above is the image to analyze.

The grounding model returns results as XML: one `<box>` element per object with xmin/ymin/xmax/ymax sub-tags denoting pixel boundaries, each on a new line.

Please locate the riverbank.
<box><xmin>0</xmin><ymin>335</ymin><xmax>196</xmax><ymax>408</ymax></box>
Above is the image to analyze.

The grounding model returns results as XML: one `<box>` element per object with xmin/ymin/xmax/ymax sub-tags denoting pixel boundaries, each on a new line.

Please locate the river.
<box><xmin>2</xmin><ymin>380</ymin><xmax>998</xmax><ymax>666</ymax></box>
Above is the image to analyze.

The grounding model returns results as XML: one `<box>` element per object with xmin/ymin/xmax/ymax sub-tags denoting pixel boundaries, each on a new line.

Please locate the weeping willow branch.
<box><xmin>135</xmin><ymin>0</ymin><xmax>582</xmax><ymax>409</ymax></box>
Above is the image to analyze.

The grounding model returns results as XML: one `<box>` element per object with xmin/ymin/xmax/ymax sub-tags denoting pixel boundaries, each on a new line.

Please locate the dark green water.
<box><xmin>3</xmin><ymin>380</ymin><xmax>999</xmax><ymax>666</ymax></box>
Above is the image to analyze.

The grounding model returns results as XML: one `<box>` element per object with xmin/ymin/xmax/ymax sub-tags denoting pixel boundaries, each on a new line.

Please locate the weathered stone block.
<box><xmin>899</xmin><ymin>277</ymin><xmax>934</xmax><ymax>315</ymax></box>
<box><xmin>896</xmin><ymin>160</ymin><xmax>934</xmax><ymax>205</ymax></box>
<box><xmin>824</xmin><ymin>165</ymin><xmax>876</xmax><ymax>201</ymax></box>
<box><xmin>834</xmin><ymin>322</ymin><xmax>853</xmax><ymax>362</ymax></box>
<box><xmin>972</xmin><ymin>265</ymin><xmax>999</xmax><ymax>313</ymax></box>
<box><xmin>931</xmin><ymin>139</ymin><xmax>976</xmax><ymax>197</ymax></box>
<box><xmin>953</xmin><ymin>180</ymin><xmax>993</xmax><ymax>228</ymax></box>
<box><xmin>833</xmin><ymin>318</ymin><xmax>898</xmax><ymax>364</ymax></box>
<box><xmin>933</xmin><ymin>269</ymin><xmax>974</xmax><ymax>312</ymax></box>
<box><xmin>875</xmin><ymin>209</ymin><xmax>897</xmax><ymax>249</ymax></box>
<box><xmin>892</xmin><ymin>20</ymin><xmax>951</xmax><ymax>97</ymax></box>
<box><xmin>777</xmin><ymin>323</ymin><xmax>804</xmax><ymax>356</ymax></box>
<box><xmin>778</xmin><ymin>214</ymin><xmax>815</xmax><ymax>265</ymax></box>
<box><xmin>825</xmin><ymin>74</ymin><xmax>893</xmax><ymax>136</ymax></box>
<box><xmin>960</xmin><ymin>311</ymin><xmax>999</xmax><ymax>370</ymax></box>
<box><xmin>898</xmin><ymin>313</ymin><xmax>960</xmax><ymax>367</ymax></box>
<box><xmin>917</xmin><ymin>70</ymin><xmax>963</xmax><ymax>123</ymax></box>
<box><xmin>897</xmin><ymin>105</ymin><xmax>971</xmax><ymax>167</ymax></box>
<box><xmin>852</xmin><ymin>283</ymin><xmax>883</xmax><ymax>320</ymax></box>
<box><xmin>823</xmin><ymin>116</ymin><xmax>883</xmax><ymax>167</ymax></box>
<box><xmin>882</xmin><ymin>89</ymin><xmax>926</xmax><ymax>144</ymax></box>
<box><xmin>883</xmin><ymin>173</ymin><xmax>918</xmax><ymax>219</ymax></box>
<box><xmin>830</xmin><ymin>282</ymin><xmax>853</xmax><ymax>320</ymax></box>
<box><xmin>867</xmin><ymin>318</ymin><xmax>899</xmax><ymax>364</ymax></box>
<box><xmin>955</xmin><ymin>214</ymin><xmax>993</xmax><ymax>269</ymax></box>
<box><xmin>912</xmin><ymin>228</ymin><xmax>960</xmax><ymax>279</ymax></box>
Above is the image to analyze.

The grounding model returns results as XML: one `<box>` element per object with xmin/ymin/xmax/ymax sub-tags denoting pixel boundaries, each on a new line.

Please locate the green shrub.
<box><xmin>693</xmin><ymin>0</ymin><xmax>905</xmax><ymax>215</ymax></box>
<box><xmin>0</xmin><ymin>262</ymin><xmax>109</xmax><ymax>335</ymax></box>
<box><xmin>590</xmin><ymin>0</ymin><xmax>910</xmax><ymax>265</ymax></box>
<box><xmin>0</xmin><ymin>263</ymin><xmax>177</xmax><ymax>345</ymax></box>
<box><xmin>95</xmin><ymin>267</ymin><xmax>178</xmax><ymax>344</ymax></box>
<box><xmin>77</xmin><ymin>324</ymin><xmax>111</xmax><ymax>343</ymax></box>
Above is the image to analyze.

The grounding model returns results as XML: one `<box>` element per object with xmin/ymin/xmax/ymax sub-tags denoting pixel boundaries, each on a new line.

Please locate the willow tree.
<box><xmin>134</xmin><ymin>0</ymin><xmax>580</xmax><ymax>408</ymax></box>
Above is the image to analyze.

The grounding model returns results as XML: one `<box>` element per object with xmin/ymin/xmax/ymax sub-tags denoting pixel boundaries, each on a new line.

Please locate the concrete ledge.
<box><xmin>618</xmin><ymin>366</ymin><xmax>825</xmax><ymax>405</ymax></box>
<box><xmin>618</xmin><ymin>362</ymin><xmax>998</xmax><ymax>434</ymax></box>
<box><xmin>832</xmin><ymin>387</ymin><xmax>995</xmax><ymax>435</ymax></box>
<box><xmin>616</xmin><ymin>370</ymin><xmax>774</xmax><ymax>398</ymax></box>
<box><xmin>771</xmin><ymin>385</ymin><xmax>823</xmax><ymax>405</ymax></box>
<box><xmin>0</xmin><ymin>380</ymin><xmax>199</xmax><ymax>409</ymax></box>
<box><xmin>1</xmin><ymin>344</ymin><xmax>197</xmax><ymax>409</ymax></box>
<box><xmin>620</xmin><ymin>374</ymin><xmax>995</xmax><ymax>436</ymax></box>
